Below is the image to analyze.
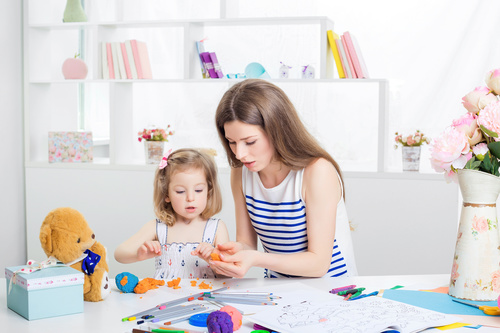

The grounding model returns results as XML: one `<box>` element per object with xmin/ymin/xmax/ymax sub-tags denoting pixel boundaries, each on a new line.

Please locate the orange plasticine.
<box><xmin>210</xmin><ymin>252</ymin><xmax>221</xmax><ymax>261</ymax></box>
<box><xmin>198</xmin><ymin>281</ymin><xmax>212</xmax><ymax>289</ymax></box>
<box><xmin>190</xmin><ymin>280</ymin><xmax>197</xmax><ymax>287</ymax></box>
<box><xmin>166</xmin><ymin>277</ymin><xmax>181</xmax><ymax>288</ymax></box>
<box><xmin>134</xmin><ymin>278</ymin><xmax>165</xmax><ymax>294</ymax></box>
<box><xmin>120</xmin><ymin>275</ymin><xmax>128</xmax><ymax>286</ymax></box>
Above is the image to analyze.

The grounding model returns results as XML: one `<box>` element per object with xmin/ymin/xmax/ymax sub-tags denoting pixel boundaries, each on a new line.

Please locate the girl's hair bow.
<box><xmin>158</xmin><ymin>149</ymin><xmax>173</xmax><ymax>170</ymax></box>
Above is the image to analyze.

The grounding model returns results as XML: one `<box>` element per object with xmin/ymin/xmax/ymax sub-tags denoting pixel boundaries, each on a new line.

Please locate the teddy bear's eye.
<box><xmin>92</xmin><ymin>233</ymin><xmax>95</xmax><ymax>239</ymax></box>
<box><xmin>77</xmin><ymin>238</ymin><xmax>80</xmax><ymax>243</ymax></box>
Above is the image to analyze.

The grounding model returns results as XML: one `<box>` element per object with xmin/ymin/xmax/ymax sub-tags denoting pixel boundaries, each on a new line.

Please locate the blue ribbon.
<box><xmin>82</xmin><ymin>249</ymin><xmax>101</xmax><ymax>275</ymax></box>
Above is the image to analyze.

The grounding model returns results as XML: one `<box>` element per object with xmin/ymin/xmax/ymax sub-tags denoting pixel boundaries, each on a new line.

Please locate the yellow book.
<box><xmin>327</xmin><ymin>30</ymin><xmax>346</xmax><ymax>78</ymax></box>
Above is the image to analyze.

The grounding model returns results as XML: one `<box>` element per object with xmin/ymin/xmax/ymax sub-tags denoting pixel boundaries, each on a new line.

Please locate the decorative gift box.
<box><xmin>5</xmin><ymin>264</ymin><xmax>84</xmax><ymax>320</ymax></box>
<box><xmin>48</xmin><ymin>131</ymin><xmax>93</xmax><ymax>163</ymax></box>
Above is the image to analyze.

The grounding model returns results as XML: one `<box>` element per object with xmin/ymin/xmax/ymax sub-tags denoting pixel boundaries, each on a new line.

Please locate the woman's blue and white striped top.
<box><xmin>242</xmin><ymin>166</ymin><xmax>355</xmax><ymax>278</ymax></box>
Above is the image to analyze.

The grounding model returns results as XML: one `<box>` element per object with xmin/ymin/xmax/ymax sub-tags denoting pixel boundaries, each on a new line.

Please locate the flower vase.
<box><xmin>144</xmin><ymin>141</ymin><xmax>165</xmax><ymax>165</ymax></box>
<box><xmin>402</xmin><ymin>146</ymin><xmax>421</xmax><ymax>172</ymax></box>
<box><xmin>63</xmin><ymin>0</ymin><xmax>87</xmax><ymax>23</ymax></box>
<box><xmin>449</xmin><ymin>169</ymin><xmax>500</xmax><ymax>301</ymax></box>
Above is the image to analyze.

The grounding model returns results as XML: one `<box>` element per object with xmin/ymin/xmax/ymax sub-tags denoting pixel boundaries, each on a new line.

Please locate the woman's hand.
<box><xmin>137</xmin><ymin>240</ymin><xmax>162</xmax><ymax>261</ymax></box>
<box><xmin>191</xmin><ymin>242</ymin><xmax>215</xmax><ymax>262</ymax></box>
<box><xmin>210</xmin><ymin>249</ymin><xmax>257</xmax><ymax>278</ymax></box>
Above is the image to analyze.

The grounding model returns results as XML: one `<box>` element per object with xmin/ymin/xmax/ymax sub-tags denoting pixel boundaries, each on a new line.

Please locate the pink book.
<box><xmin>106</xmin><ymin>43</ymin><xmax>115</xmax><ymax>79</ymax></box>
<box><xmin>130</xmin><ymin>40</ymin><xmax>143</xmax><ymax>79</ymax></box>
<box><xmin>343</xmin><ymin>31</ymin><xmax>366</xmax><ymax>78</ymax></box>
<box><xmin>209</xmin><ymin>52</ymin><xmax>223</xmax><ymax>78</ymax></box>
<box><xmin>137</xmin><ymin>41</ymin><xmax>152</xmax><ymax>79</ymax></box>
<box><xmin>341</xmin><ymin>35</ymin><xmax>357</xmax><ymax>78</ymax></box>
<box><xmin>120</xmin><ymin>42</ymin><xmax>132</xmax><ymax>79</ymax></box>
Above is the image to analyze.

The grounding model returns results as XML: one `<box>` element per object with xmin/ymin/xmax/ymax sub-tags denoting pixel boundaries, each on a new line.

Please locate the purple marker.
<box><xmin>330</xmin><ymin>284</ymin><xmax>356</xmax><ymax>294</ymax></box>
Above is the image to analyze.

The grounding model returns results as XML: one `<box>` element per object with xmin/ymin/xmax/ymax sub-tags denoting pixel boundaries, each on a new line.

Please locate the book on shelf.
<box><xmin>106</xmin><ymin>42</ymin><xmax>115</xmax><ymax>79</ymax></box>
<box><xmin>124</xmin><ymin>40</ymin><xmax>138</xmax><ymax>79</ymax></box>
<box><xmin>136</xmin><ymin>41</ymin><xmax>153</xmax><ymax>79</ymax></box>
<box><xmin>343</xmin><ymin>31</ymin><xmax>369</xmax><ymax>78</ymax></box>
<box><xmin>130</xmin><ymin>40</ymin><xmax>143</xmax><ymax>79</ymax></box>
<box><xmin>200</xmin><ymin>52</ymin><xmax>217</xmax><ymax>78</ymax></box>
<box><xmin>120</xmin><ymin>42</ymin><xmax>132</xmax><ymax>79</ymax></box>
<box><xmin>341</xmin><ymin>35</ymin><xmax>357</xmax><ymax>78</ymax></box>
<box><xmin>101</xmin><ymin>42</ymin><xmax>109</xmax><ymax>80</ymax></box>
<box><xmin>209</xmin><ymin>52</ymin><xmax>224</xmax><ymax>78</ymax></box>
<box><xmin>113</xmin><ymin>42</ymin><xmax>126</xmax><ymax>79</ymax></box>
<box><xmin>196</xmin><ymin>41</ymin><xmax>209</xmax><ymax>78</ymax></box>
<box><xmin>326</xmin><ymin>30</ymin><xmax>346</xmax><ymax>79</ymax></box>
<box><xmin>335</xmin><ymin>38</ymin><xmax>352</xmax><ymax>79</ymax></box>
<box><xmin>110</xmin><ymin>42</ymin><xmax>120</xmax><ymax>79</ymax></box>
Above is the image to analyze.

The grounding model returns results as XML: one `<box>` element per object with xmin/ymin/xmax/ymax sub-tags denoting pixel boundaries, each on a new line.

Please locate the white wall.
<box><xmin>0</xmin><ymin>2</ymin><xmax>25</xmax><ymax>269</ymax></box>
<box><xmin>25</xmin><ymin>166</ymin><xmax>460</xmax><ymax>278</ymax></box>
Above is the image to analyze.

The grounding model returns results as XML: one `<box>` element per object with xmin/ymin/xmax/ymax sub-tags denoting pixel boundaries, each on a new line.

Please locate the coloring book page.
<box><xmin>240</xmin><ymin>282</ymin><xmax>461</xmax><ymax>333</ymax></box>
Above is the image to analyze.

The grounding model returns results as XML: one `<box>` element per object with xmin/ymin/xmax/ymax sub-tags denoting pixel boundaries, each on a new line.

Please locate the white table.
<box><xmin>1</xmin><ymin>274</ymin><xmax>499</xmax><ymax>332</ymax></box>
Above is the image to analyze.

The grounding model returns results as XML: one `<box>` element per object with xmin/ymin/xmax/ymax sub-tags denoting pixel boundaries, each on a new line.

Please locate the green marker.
<box><xmin>152</xmin><ymin>329</ymin><xmax>184</xmax><ymax>333</ymax></box>
<box><xmin>338</xmin><ymin>287</ymin><xmax>365</xmax><ymax>296</ymax></box>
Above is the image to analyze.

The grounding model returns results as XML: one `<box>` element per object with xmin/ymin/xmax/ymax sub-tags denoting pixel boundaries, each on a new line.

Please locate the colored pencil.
<box><xmin>203</xmin><ymin>295</ymin><xmax>277</xmax><ymax>305</ymax></box>
<box><xmin>123</xmin><ymin>286</ymin><xmax>227</xmax><ymax>320</ymax></box>
<box><xmin>148</xmin><ymin>306</ymin><xmax>208</xmax><ymax>323</ymax></box>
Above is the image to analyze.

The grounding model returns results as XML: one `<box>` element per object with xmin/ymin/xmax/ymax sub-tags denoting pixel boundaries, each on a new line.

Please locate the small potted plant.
<box><xmin>394</xmin><ymin>130</ymin><xmax>430</xmax><ymax>171</ymax></box>
<box><xmin>138</xmin><ymin>126</ymin><xmax>174</xmax><ymax>164</ymax></box>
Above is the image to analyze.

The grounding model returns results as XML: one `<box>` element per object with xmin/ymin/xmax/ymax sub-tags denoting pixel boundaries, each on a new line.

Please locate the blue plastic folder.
<box><xmin>382</xmin><ymin>289</ymin><xmax>498</xmax><ymax>316</ymax></box>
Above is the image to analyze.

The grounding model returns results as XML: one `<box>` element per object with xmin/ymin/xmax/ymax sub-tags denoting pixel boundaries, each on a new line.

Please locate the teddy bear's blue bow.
<box><xmin>82</xmin><ymin>249</ymin><xmax>101</xmax><ymax>275</ymax></box>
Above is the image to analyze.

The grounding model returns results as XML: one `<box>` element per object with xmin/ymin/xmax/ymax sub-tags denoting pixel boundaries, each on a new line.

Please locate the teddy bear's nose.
<box><xmin>92</xmin><ymin>233</ymin><xmax>95</xmax><ymax>239</ymax></box>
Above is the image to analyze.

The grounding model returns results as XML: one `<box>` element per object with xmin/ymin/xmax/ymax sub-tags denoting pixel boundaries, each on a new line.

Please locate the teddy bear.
<box><xmin>39</xmin><ymin>207</ymin><xmax>110</xmax><ymax>302</ymax></box>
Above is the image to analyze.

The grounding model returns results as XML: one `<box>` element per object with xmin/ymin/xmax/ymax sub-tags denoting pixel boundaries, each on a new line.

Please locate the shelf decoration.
<box><xmin>62</xmin><ymin>53</ymin><xmax>88</xmax><ymax>80</ymax></box>
<box><xmin>62</xmin><ymin>0</ymin><xmax>87</xmax><ymax>23</ymax></box>
<box><xmin>48</xmin><ymin>132</ymin><xmax>93</xmax><ymax>163</ymax></box>
<box><xmin>394</xmin><ymin>130</ymin><xmax>430</xmax><ymax>172</ymax></box>
<box><xmin>245</xmin><ymin>62</ymin><xmax>270</xmax><ymax>79</ymax></box>
<box><xmin>138</xmin><ymin>126</ymin><xmax>174</xmax><ymax>164</ymax></box>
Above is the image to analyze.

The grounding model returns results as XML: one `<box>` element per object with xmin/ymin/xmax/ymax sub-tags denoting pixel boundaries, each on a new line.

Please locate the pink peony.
<box><xmin>452</xmin><ymin>151</ymin><xmax>472</xmax><ymax>169</ymax></box>
<box><xmin>477</xmin><ymin>100</ymin><xmax>500</xmax><ymax>141</ymax></box>
<box><xmin>492</xmin><ymin>270</ymin><xmax>500</xmax><ymax>292</ymax></box>
<box><xmin>430</xmin><ymin>127</ymin><xmax>470</xmax><ymax>173</ymax></box>
<box><xmin>472</xmin><ymin>142</ymin><xmax>489</xmax><ymax>158</ymax></box>
<box><xmin>462</xmin><ymin>86</ymin><xmax>498</xmax><ymax>113</ymax></box>
<box><xmin>452</xmin><ymin>112</ymin><xmax>483</xmax><ymax>145</ymax></box>
<box><xmin>485</xmin><ymin>69</ymin><xmax>500</xmax><ymax>95</ymax></box>
<box><xmin>472</xmin><ymin>215</ymin><xmax>488</xmax><ymax>233</ymax></box>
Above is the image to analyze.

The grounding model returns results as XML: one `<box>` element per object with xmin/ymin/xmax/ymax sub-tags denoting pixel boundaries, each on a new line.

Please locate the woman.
<box><xmin>211</xmin><ymin>79</ymin><xmax>357</xmax><ymax>278</ymax></box>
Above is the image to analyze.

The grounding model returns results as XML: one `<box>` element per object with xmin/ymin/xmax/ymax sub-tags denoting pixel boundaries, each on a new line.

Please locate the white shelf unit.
<box><xmin>24</xmin><ymin>4</ymin><xmax>391</xmax><ymax>172</ymax></box>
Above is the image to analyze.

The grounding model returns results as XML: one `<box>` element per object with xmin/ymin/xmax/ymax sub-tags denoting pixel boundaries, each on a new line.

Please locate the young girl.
<box><xmin>206</xmin><ymin>79</ymin><xmax>357</xmax><ymax>279</ymax></box>
<box><xmin>114</xmin><ymin>148</ymin><xmax>230</xmax><ymax>279</ymax></box>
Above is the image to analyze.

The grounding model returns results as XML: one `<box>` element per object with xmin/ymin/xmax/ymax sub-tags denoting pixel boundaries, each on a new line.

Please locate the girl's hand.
<box><xmin>191</xmin><ymin>242</ymin><xmax>215</xmax><ymax>262</ymax></box>
<box><xmin>210</xmin><ymin>250</ymin><xmax>256</xmax><ymax>278</ymax></box>
<box><xmin>137</xmin><ymin>240</ymin><xmax>162</xmax><ymax>261</ymax></box>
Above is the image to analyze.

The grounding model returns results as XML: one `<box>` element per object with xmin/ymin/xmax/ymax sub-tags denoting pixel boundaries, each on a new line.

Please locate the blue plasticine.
<box><xmin>115</xmin><ymin>272</ymin><xmax>139</xmax><ymax>293</ymax></box>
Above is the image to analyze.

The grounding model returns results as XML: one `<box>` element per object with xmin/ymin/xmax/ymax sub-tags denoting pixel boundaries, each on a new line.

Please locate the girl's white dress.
<box><xmin>154</xmin><ymin>217</ymin><xmax>220</xmax><ymax>280</ymax></box>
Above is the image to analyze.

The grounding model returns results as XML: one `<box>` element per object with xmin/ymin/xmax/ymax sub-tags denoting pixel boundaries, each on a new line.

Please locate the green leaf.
<box><xmin>488</xmin><ymin>141</ymin><xmax>500</xmax><ymax>159</ymax></box>
<box><xmin>465</xmin><ymin>156</ymin><xmax>481</xmax><ymax>170</ymax></box>
<box><xmin>480</xmin><ymin>125</ymin><xmax>499</xmax><ymax>138</ymax></box>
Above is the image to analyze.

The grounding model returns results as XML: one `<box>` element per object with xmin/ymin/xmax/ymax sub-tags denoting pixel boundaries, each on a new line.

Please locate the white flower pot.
<box><xmin>144</xmin><ymin>141</ymin><xmax>165</xmax><ymax>165</ymax></box>
<box><xmin>402</xmin><ymin>146</ymin><xmax>421</xmax><ymax>172</ymax></box>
